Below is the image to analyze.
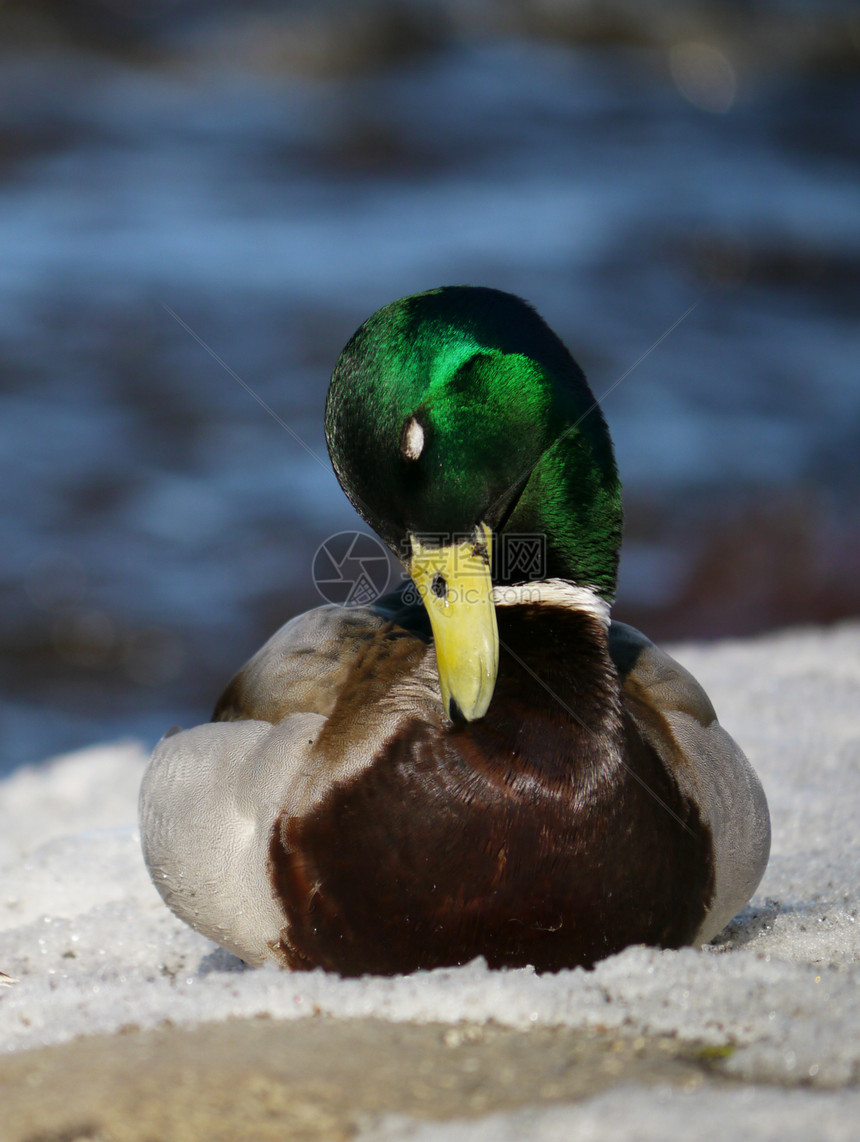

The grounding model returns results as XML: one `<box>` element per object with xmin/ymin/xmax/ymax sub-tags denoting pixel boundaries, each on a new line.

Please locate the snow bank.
<box><xmin>362</xmin><ymin>1085</ymin><xmax>860</xmax><ymax>1142</ymax></box>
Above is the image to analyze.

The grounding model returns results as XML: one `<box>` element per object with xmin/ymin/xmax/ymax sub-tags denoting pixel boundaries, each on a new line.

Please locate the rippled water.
<box><xmin>2</xmin><ymin>4</ymin><xmax>859</xmax><ymax>772</ymax></box>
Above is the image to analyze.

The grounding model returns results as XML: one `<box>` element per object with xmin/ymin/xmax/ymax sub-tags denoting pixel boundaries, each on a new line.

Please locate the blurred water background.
<box><xmin>2</xmin><ymin>0</ymin><xmax>859</xmax><ymax>774</ymax></box>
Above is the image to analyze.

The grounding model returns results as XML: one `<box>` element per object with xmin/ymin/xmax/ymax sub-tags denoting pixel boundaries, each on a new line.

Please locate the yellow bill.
<box><xmin>408</xmin><ymin>523</ymin><xmax>498</xmax><ymax>722</ymax></box>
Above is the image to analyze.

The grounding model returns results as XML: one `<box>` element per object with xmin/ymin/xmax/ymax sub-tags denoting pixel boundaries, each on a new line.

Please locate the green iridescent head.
<box><xmin>326</xmin><ymin>286</ymin><xmax>622</xmax><ymax>601</ymax></box>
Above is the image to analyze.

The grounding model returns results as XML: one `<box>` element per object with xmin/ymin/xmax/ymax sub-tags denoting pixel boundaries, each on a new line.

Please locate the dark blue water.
<box><xmin>2</xmin><ymin>3</ymin><xmax>859</xmax><ymax>773</ymax></box>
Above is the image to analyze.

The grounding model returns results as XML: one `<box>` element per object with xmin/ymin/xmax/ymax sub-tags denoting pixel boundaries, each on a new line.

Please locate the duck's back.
<box><xmin>139</xmin><ymin>602</ymin><xmax>442</xmax><ymax>965</ymax></box>
<box><xmin>609</xmin><ymin>621</ymin><xmax>771</xmax><ymax>943</ymax></box>
<box><xmin>140</xmin><ymin>604</ymin><xmax>769</xmax><ymax>973</ymax></box>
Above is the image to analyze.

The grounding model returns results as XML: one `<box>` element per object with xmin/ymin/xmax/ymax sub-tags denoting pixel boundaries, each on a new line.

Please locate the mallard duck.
<box><xmin>140</xmin><ymin>286</ymin><xmax>770</xmax><ymax>976</ymax></box>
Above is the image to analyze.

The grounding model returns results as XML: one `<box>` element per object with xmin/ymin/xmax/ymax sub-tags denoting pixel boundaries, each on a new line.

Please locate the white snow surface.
<box><xmin>2</xmin><ymin>623</ymin><xmax>860</xmax><ymax>1136</ymax></box>
<box><xmin>361</xmin><ymin>1085</ymin><xmax>860</xmax><ymax>1142</ymax></box>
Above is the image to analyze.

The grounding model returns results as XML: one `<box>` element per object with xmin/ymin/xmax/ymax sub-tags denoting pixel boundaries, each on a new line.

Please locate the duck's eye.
<box><xmin>401</xmin><ymin>416</ymin><xmax>425</xmax><ymax>461</ymax></box>
<box><xmin>430</xmin><ymin>573</ymin><xmax>448</xmax><ymax>599</ymax></box>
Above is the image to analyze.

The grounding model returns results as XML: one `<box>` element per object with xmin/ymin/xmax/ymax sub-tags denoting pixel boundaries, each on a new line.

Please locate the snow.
<box><xmin>2</xmin><ymin>622</ymin><xmax>860</xmax><ymax>1136</ymax></box>
<box><xmin>362</xmin><ymin>1086</ymin><xmax>860</xmax><ymax>1142</ymax></box>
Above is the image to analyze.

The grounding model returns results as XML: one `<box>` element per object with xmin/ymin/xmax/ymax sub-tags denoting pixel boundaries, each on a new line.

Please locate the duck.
<box><xmin>139</xmin><ymin>285</ymin><xmax>770</xmax><ymax>977</ymax></box>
